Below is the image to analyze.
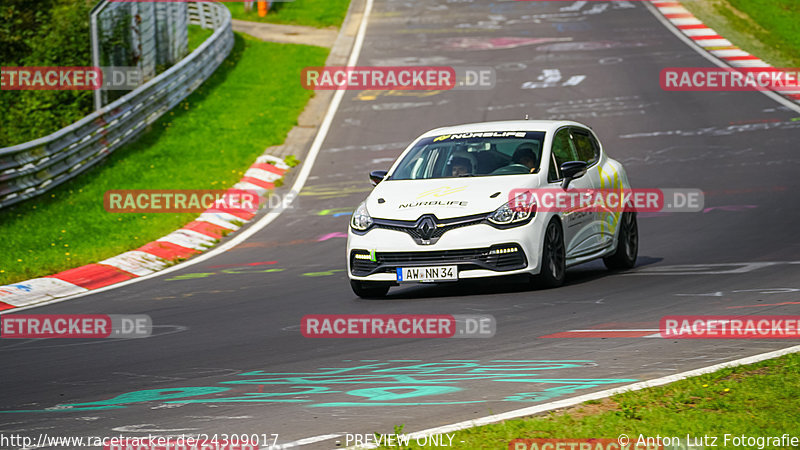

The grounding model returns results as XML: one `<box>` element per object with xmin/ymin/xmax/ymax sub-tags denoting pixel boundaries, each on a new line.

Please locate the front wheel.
<box><xmin>534</xmin><ymin>219</ymin><xmax>566</xmax><ymax>288</ymax></box>
<box><xmin>350</xmin><ymin>280</ymin><xmax>391</xmax><ymax>298</ymax></box>
<box><xmin>603</xmin><ymin>212</ymin><xmax>638</xmax><ymax>270</ymax></box>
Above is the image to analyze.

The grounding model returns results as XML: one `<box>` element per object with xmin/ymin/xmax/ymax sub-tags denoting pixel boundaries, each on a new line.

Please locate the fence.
<box><xmin>91</xmin><ymin>1</ymin><xmax>190</xmax><ymax>108</ymax></box>
<box><xmin>0</xmin><ymin>2</ymin><xmax>233</xmax><ymax>210</ymax></box>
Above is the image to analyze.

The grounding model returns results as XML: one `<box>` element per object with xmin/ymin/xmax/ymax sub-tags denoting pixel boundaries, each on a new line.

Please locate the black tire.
<box><xmin>534</xmin><ymin>219</ymin><xmax>566</xmax><ymax>288</ymax></box>
<box><xmin>350</xmin><ymin>280</ymin><xmax>391</xmax><ymax>298</ymax></box>
<box><xmin>603</xmin><ymin>211</ymin><xmax>638</xmax><ymax>270</ymax></box>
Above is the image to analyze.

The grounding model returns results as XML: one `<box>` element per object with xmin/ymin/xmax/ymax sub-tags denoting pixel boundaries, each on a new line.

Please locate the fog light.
<box><xmin>489</xmin><ymin>247</ymin><xmax>519</xmax><ymax>255</ymax></box>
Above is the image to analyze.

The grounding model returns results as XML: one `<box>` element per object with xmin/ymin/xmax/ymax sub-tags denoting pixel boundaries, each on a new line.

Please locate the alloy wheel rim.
<box><xmin>547</xmin><ymin>224</ymin><xmax>564</xmax><ymax>279</ymax></box>
<box><xmin>624</xmin><ymin>214</ymin><xmax>638</xmax><ymax>260</ymax></box>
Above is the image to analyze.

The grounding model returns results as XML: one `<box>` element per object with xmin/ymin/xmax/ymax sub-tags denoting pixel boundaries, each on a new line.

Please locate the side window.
<box><xmin>549</xmin><ymin>128</ymin><xmax>576</xmax><ymax>181</ymax></box>
<box><xmin>551</xmin><ymin>128</ymin><xmax>576</xmax><ymax>164</ymax></box>
<box><xmin>571</xmin><ymin>129</ymin><xmax>598</xmax><ymax>165</ymax></box>
<box><xmin>589</xmin><ymin>133</ymin><xmax>602</xmax><ymax>161</ymax></box>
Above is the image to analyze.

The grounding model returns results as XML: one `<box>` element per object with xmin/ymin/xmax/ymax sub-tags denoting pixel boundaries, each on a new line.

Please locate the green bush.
<box><xmin>0</xmin><ymin>0</ymin><xmax>95</xmax><ymax>147</ymax></box>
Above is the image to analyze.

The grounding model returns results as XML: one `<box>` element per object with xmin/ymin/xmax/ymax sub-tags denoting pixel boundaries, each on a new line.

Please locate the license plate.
<box><xmin>396</xmin><ymin>266</ymin><xmax>458</xmax><ymax>282</ymax></box>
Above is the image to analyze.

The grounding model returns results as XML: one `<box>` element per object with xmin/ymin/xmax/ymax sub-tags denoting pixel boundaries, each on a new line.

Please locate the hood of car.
<box><xmin>366</xmin><ymin>175</ymin><xmax>541</xmax><ymax>220</ymax></box>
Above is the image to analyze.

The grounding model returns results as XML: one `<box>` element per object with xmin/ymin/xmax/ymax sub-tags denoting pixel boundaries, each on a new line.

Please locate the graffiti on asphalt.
<box><xmin>2</xmin><ymin>360</ymin><xmax>636</xmax><ymax>412</ymax></box>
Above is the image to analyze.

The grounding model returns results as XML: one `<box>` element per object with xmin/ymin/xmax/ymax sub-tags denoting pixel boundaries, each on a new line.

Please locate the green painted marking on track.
<box><xmin>1</xmin><ymin>361</ymin><xmax>638</xmax><ymax>412</ymax></box>
<box><xmin>166</xmin><ymin>272</ymin><xmax>215</xmax><ymax>281</ymax></box>
<box><xmin>302</xmin><ymin>269</ymin><xmax>344</xmax><ymax>277</ymax></box>
<box><xmin>221</xmin><ymin>267</ymin><xmax>283</xmax><ymax>274</ymax></box>
<box><xmin>166</xmin><ymin>267</ymin><xmax>285</xmax><ymax>281</ymax></box>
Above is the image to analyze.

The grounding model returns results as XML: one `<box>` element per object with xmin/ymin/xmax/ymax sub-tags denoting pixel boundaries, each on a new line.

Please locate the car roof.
<box><xmin>419</xmin><ymin>120</ymin><xmax>591</xmax><ymax>138</ymax></box>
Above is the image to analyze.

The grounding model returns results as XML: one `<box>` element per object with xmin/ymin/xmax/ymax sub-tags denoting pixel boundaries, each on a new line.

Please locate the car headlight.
<box><xmin>350</xmin><ymin>201</ymin><xmax>373</xmax><ymax>231</ymax></box>
<box><xmin>488</xmin><ymin>196</ymin><xmax>536</xmax><ymax>226</ymax></box>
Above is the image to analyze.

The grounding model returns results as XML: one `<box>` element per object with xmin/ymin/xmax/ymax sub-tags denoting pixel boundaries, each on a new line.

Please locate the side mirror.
<box><xmin>560</xmin><ymin>161</ymin><xmax>588</xmax><ymax>190</ymax></box>
<box><xmin>369</xmin><ymin>170</ymin><xmax>388</xmax><ymax>186</ymax></box>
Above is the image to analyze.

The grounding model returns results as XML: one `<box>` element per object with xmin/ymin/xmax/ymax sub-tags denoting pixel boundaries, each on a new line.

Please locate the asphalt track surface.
<box><xmin>2</xmin><ymin>1</ymin><xmax>800</xmax><ymax>449</ymax></box>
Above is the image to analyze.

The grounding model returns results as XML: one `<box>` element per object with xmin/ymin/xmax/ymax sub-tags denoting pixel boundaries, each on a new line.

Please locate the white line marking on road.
<box><xmin>675</xmin><ymin>292</ymin><xmax>723</xmax><ymax>297</ymax></box>
<box><xmin>343</xmin><ymin>345</ymin><xmax>800</xmax><ymax>449</ymax></box>
<box><xmin>624</xmin><ymin>261</ymin><xmax>800</xmax><ymax>276</ymax></box>
<box><xmin>275</xmin><ymin>434</ymin><xmax>343</xmax><ymax>449</ymax></box>
<box><xmin>111</xmin><ymin>424</ymin><xmax>198</xmax><ymax>433</ymax></box>
<box><xmin>569</xmin><ymin>329</ymin><xmax>659</xmax><ymax>332</ymax></box>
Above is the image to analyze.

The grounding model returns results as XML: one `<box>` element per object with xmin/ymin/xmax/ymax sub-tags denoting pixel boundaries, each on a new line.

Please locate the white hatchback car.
<box><xmin>347</xmin><ymin>120</ymin><xmax>638</xmax><ymax>298</ymax></box>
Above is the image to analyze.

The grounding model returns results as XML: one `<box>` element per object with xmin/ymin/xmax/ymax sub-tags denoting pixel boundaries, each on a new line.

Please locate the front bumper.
<box><xmin>347</xmin><ymin>220</ymin><xmax>546</xmax><ymax>282</ymax></box>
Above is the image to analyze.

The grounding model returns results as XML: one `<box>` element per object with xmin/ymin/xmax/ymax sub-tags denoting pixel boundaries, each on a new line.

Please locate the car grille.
<box><xmin>350</xmin><ymin>244</ymin><xmax>527</xmax><ymax>277</ymax></box>
<box><xmin>370</xmin><ymin>213</ymin><xmax>486</xmax><ymax>245</ymax></box>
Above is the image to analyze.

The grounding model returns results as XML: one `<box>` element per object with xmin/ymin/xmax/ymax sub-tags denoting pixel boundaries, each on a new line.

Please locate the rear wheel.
<box><xmin>350</xmin><ymin>280</ymin><xmax>391</xmax><ymax>298</ymax></box>
<box><xmin>603</xmin><ymin>212</ymin><xmax>638</xmax><ymax>270</ymax></box>
<box><xmin>534</xmin><ymin>219</ymin><xmax>566</xmax><ymax>288</ymax></box>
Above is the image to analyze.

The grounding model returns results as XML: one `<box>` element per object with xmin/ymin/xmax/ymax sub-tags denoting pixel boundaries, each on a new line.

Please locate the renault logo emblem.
<box><xmin>417</xmin><ymin>217</ymin><xmax>436</xmax><ymax>241</ymax></box>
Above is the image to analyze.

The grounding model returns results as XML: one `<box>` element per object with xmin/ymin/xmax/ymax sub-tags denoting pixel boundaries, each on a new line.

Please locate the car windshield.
<box><xmin>389</xmin><ymin>131</ymin><xmax>546</xmax><ymax>180</ymax></box>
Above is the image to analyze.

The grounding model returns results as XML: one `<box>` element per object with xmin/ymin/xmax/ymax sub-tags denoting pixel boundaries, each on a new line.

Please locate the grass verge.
<box><xmin>681</xmin><ymin>0</ymin><xmax>800</xmax><ymax>68</ymax></box>
<box><xmin>0</xmin><ymin>33</ymin><xmax>327</xmax><ymax>284</ymax></box>
<box><xmin>224</xmin><ymin>0</ymin><xmax>351</xmax><ymax>28</ymax></box>
<box><xmin>379</xmin><ymin>352</ymin><xmax>800</xmax><ymax>449</ymax></box>
<box><xmin>187</xmin><ymin>24</ymin><xmax>215</xmax><ymax>52</ymax></box>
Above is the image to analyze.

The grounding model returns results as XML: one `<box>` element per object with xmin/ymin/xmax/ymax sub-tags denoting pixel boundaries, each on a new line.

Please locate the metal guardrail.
<box><xmin>0</xmin><ymin>2</ymin><xmax>233</xmax><ymax>210</ymax></box>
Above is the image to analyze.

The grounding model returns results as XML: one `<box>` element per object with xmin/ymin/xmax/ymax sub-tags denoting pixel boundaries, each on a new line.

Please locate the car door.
<box><xmin>572</xmin><ymin>128</ymin><xmax>622</xmax><ymax>252</ymax></box>
<box><xmin>548</xmin><ymin>127</ymin><xmax>594</xmax><ymax>259</ymax></box>
<box><xmin>570</xmin><ymin>127</ymin><xmax>616</xmax><ymax>254</ymax></box>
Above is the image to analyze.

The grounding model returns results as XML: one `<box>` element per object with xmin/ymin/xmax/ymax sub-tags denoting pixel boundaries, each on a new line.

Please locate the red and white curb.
<box><xmin>0</xmin><ymin>155</ymin><xmax>290</xmax><ymax>312</ymax></box>
<box><xmin>651</xmin><ymin>0</ymin><xmax>800</xmax><ymax>103</ymax></box>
